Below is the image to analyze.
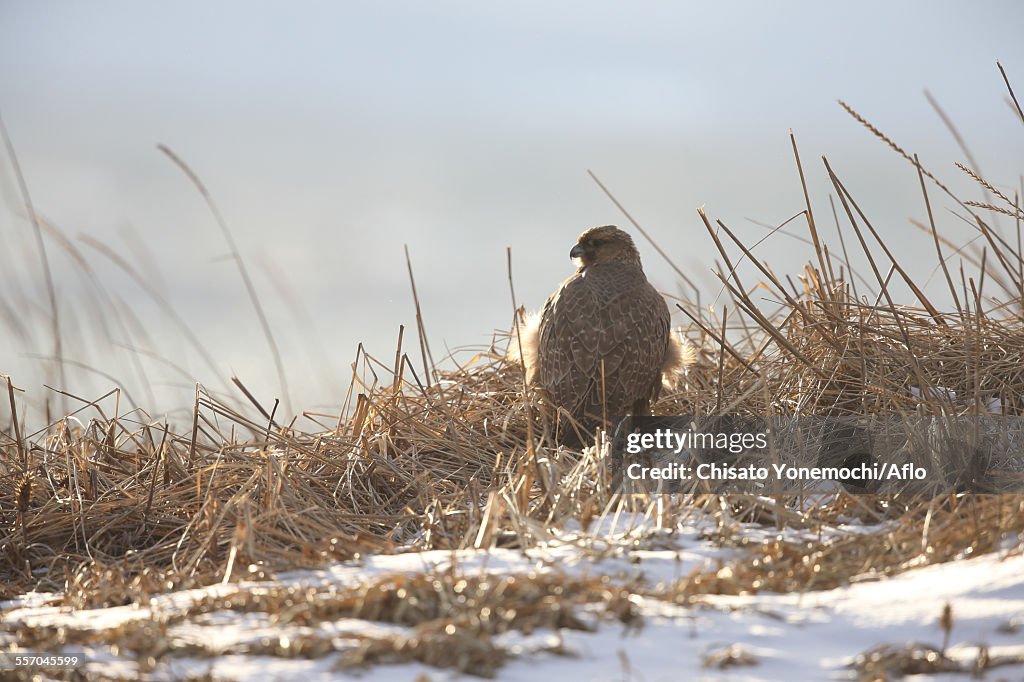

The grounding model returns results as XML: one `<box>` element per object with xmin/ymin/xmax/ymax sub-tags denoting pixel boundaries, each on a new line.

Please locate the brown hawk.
<box><xmin>517</xmin><ymin>225</ymin><xmax>689</xmax><ymax>440</ymax></box>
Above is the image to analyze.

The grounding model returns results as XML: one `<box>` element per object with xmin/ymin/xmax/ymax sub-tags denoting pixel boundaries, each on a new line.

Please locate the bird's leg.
<box><xmin>631</xmin><ymin>398</ymin><xmax>653</xmax><ymax>417</ymax></box>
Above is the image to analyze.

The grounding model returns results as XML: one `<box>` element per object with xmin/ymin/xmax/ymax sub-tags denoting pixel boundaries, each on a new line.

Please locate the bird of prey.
<box><xmin>516</xmin><ymin>225</ymin><xmax>689</xmax><ymax>441</ymax></box>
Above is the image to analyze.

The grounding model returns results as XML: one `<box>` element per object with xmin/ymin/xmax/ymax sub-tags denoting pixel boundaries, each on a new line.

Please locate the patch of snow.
<box><xmin>4</xmin><ymin>517</ymin><xmax>1023</xmax><ymax>681</ymax></box>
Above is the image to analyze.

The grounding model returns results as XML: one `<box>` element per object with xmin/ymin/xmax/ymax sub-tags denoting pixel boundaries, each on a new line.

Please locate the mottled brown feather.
<box><xmin>519</xmin><ymin>225</ymin><xmax>688</xmax><ymax>437</ymax></box>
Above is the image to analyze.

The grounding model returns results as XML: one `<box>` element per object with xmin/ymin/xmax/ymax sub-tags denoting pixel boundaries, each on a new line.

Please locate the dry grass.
<box><xmin>13</xmin><ymin>570</ymin><xmax>641</xmax><ymax>677</ymax></box>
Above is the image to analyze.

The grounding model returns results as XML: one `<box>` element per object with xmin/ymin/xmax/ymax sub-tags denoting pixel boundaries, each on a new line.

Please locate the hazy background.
<box><xmin>1</xmin><ymin>1</ymin><xmax>1023</xmax><ymax>423</ymax></box>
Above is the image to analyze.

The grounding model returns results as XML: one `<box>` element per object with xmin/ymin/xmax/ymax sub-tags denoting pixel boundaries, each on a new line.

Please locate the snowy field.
<box><xmin>4</xmin><ymin>513</ymin><xmax>1023</xmax><ymax>681</ymax></box>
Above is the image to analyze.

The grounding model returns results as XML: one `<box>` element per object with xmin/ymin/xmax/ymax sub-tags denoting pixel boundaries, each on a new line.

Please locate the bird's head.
<box><xmin>570</xmin><ymin>225</ymin><xmax>642</xmax><ymax>269</ymax></box>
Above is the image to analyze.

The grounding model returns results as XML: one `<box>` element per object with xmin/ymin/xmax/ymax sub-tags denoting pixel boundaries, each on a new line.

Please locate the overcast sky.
<box><xmin>2</xmin><ymin>1</ymin><xmax>1023</xmax><ymax>419</ymax></box>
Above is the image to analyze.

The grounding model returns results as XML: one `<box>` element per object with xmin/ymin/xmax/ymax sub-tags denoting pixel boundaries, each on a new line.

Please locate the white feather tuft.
<box><xmin>661</xmin><ymin>328</ymin><xmax>695</xmax><ymax>389</ymax></box>
<box><xmin>508</xmin><ymin>310</ymin><xmax>542</xmax><ymax>383</ymax></box>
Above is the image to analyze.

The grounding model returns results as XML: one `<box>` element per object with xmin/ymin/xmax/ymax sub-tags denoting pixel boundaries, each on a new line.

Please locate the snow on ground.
<box><xmin>4</xmin><ymin>514</ymin><xmax>1023</xmax><ymax>681</ymax></box>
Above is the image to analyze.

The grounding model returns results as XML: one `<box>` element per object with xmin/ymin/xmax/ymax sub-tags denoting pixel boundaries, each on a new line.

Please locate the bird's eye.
<box><xmin>591</xmin><ymin>239</ymin><xmax>605</xmax><ymax>247</ymax></box>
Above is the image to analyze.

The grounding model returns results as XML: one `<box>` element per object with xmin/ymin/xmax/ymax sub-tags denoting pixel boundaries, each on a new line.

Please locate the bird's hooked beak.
<box><xmin>569</xmin><ymin>244</ymin><xmax>585</xmax><ymax>260</ymax></box>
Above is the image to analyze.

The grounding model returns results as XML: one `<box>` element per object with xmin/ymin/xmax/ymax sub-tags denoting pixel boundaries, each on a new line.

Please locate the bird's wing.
<box><xmin>536</xmin><ymin>273</ymin><xmax>599</xmax><ymax>416</ymax></box>
<box><xmin>600</xmin><ymin>275</ymin><xmax>671</xmax><ymax>412</ymax></box>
